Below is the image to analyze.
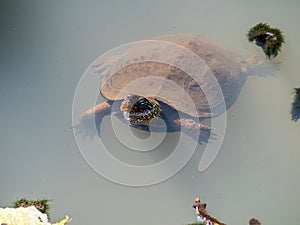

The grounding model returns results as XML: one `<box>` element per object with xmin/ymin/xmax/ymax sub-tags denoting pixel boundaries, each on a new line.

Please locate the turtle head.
<box><xmin>120</xmin><ymin>94</ymin><xmax>161</xmax><ymax>125</ymax></box>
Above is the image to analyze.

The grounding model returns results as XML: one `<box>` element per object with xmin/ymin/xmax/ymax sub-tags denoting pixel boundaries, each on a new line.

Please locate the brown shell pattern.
<box><xmin>94</xmin><ymin>34</ymin><xmax>247</xmax><ymax>118</ymax></box>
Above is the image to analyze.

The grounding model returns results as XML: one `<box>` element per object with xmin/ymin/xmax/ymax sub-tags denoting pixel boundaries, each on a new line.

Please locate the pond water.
<box><xmin>1</xmin><ymin>1</ymin><xmax>300</xmax><ymax>225</ymax></box>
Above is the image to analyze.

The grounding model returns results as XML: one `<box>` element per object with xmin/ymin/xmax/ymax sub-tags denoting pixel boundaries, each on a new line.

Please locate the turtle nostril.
<box><xmin>126</xmin><ymin>94</ymin><xmax>134</xmax><ymax>100</ymax></box>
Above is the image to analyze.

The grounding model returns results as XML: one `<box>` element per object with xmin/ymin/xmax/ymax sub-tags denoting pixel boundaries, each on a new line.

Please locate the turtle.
<box><xmin>72</xmin><ymin>33</ymin><xmax>270</xmax><ymax>143</ymax></box>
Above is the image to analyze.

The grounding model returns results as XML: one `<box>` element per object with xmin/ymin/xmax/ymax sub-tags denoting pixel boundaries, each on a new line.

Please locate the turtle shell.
<box><xmin>96</xmin><ymin>33</ymin><xmax>247</xmax><ymax>118</ymax></box>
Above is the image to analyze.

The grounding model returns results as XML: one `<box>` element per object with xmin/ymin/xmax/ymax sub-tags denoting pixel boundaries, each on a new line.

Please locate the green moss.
<box><xmin>247</xmin><ymin>22</ymin><xmax>285</xmax><ymax>59</ymax></box>
<box><xmin>13</xmin><ymin>198</ymin><xmax>50</xmax><ymax>217</ymax></box>
<box><xmin>291</xmin><ymin>87</ymin><xmax>300</xmax><ymax>122</ymax></box>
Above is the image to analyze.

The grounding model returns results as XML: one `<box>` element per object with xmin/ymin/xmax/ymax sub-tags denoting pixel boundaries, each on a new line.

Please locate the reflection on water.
<box><xmin>1</xmin><ymin>1</ymin><xmax>300</xmax><ymax>225</ymax></box>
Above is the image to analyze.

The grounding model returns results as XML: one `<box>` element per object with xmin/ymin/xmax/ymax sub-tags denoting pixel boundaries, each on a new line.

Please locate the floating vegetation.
<box><xmin>0</xmin><ymin>206</ymin><xmax>70</xmax><ymax>225</ymax></box>
<box><xmin>1</xmin><ymin>198</ymin><xmax>71</xmax><ymax>225</ymax></box>
<box><xmin>249</xmin><ymin>218</ymin><xmax>261</xmax><ymax>225</ymax></box>
<box><xmin>13</xmin><ymin>198</ymin><xmax>50</xmax><ymax>217</ymax></box>
<box><xmin>247</xmin><ymin>22</ymin><xmax>285</xmax><ymax>59</ymax></box>
<box><xmin>192</xmin><ymin>196</ymin><xmax>226</xmax><ymax>225</ymax></box>
<box><xmin>190</xmin><ymin>196</ymin><xmax>262</xmax><ymax>225</ymax></box>
<box><xmin>291</xmin><ymin>87</ymin><xmax>300</xmax><ymax>122</ymax></box>
<box><xmin>187</xmin><ymin>223</ymin><xmax>204</xmax><ymax>225</ymax></box>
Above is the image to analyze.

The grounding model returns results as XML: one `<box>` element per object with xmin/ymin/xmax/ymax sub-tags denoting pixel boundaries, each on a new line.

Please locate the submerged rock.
<box><xmin>291</xmin><ymin>87</ymin><xmax>300</xmax><ymax>122</ymax></box>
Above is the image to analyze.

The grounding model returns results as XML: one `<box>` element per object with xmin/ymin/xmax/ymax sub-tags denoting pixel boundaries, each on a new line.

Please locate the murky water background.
<box><xmin>1</xmin><ymin>1</ymin><xmax>300</xmax><ymax>225</ymax></box>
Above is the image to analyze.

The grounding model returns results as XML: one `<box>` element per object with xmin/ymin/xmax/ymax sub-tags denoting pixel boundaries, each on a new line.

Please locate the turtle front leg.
<box><xmin>173</xmin><ymin>118</ymin><xmax>214</xmax><ymax>143</ymax></box>
<box><xmin>72</xmin><ymin>101</ymin><xmax>113</xmax><ymax>138</ymax></box>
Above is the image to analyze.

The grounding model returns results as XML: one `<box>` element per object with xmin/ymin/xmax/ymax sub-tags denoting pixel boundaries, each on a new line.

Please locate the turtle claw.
<box><xmin>174</xmin><ymin>118</ymin><xmax>214</xmax><ymax>144</ymax></box>
<box><xmin>71</xmin><ymin>116</ymin><xmax>101</xmax><ymax>139</ymax></box>
<box><xmin>72</xmin><ymin>101</ymin><xmax>112</xmax><ymax>138</ymax></box>
<box><xmin>93</xmin><ymin>54</ymin><xmax>123</xmax><ymax>76</ymax></box>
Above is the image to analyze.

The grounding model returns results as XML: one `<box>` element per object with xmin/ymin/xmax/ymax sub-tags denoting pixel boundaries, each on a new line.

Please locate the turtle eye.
<box><xmin>136</xmin><ymin>98</ymin><xmax>151</xmax><ymax>109</ymax></box>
